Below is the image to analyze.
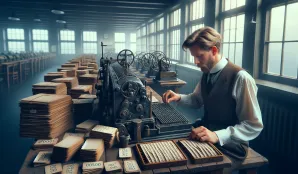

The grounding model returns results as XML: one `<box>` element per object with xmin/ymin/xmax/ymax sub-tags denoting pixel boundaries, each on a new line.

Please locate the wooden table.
<box><xmin>0</xmin><ymin>56</ymin><xmax>55</xmax><ymax>89</ymax></box>
<box><xmin>18</xmin><ymin>86</ymin><xmax>233</xmax><ymax>174</ymax></box>
<box><xmin>1</xmin><ymin>60</ymin><xmax>22</xmax><ymax>89</ymax></box>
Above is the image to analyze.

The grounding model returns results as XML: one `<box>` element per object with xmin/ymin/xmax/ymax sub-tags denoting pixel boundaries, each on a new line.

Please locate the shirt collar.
<box><xmin>209</xmin><ymin>57</ymin><xmax>228</xmax><ymax>74</ymax></box>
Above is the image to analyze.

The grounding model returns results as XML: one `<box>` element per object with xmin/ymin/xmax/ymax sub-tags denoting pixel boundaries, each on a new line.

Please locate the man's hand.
<box><xmin>189</xmin><ymin>126</ymin><xmax>219</xmax><ymax>144</ymax></box>
<box><xmin>162</xmin><ymin>90</ymin><xmax>181</xmax><ymax>103</ymax></box>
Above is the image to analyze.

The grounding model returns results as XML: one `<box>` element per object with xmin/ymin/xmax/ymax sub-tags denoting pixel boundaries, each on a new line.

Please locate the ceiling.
<box><xmin>0</xmin><ymin>0</ymin><xmax>179</xmax><ymax>30</ymax></box>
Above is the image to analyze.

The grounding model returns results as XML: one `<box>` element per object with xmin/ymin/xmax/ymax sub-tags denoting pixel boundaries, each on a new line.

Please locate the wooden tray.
<box><xmin>178</xmin><ymin>139</ymin><xmax>223</xmax><ymax>164</ymax></box>
<box><xmin>136</xmin><ymin>140</ymin><xmax>187</xmax><ymax>170</ymax></box>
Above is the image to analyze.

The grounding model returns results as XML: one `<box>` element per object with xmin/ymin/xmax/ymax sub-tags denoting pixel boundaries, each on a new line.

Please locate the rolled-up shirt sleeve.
<box><xmin>177</xmin><ymin>79</ymin><xmax>204</xmax><ymax>109</ymax></box>
<box><xmin>214</xmin><ymin>70</ymin><xmax>264</xmax><ymax>146</ymax></box>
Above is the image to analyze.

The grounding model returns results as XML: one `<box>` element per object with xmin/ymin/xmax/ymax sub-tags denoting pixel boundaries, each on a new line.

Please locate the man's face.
<box><xmin>189</xmin><ymin>45</ymin><xmax>214</xmax><ymax>73</ymax></box>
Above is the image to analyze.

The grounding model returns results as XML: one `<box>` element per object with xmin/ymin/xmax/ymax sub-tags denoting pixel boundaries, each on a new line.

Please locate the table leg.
<box><xmin>31</xmin><ymin>60</ymin><xmax>34</xmax><ymax>77</ymax></box>
<box><xmin>19</xmin><ymin>63</ymin><xmax>22</xmax><ymax>83</ymax></box>
<box><xmin>6</xmin><ymin>65</ymin><xmax>10</xmax><ymax>89</ymax></box>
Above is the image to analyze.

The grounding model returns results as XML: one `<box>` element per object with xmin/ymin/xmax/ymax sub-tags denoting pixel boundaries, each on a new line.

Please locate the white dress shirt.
<box><xmin>178</xmin><ymin>58</ymin><xmax>264</xmax><ymax>146</ymax></box>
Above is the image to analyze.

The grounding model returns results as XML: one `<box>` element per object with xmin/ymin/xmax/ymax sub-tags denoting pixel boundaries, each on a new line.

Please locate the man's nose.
<box><xmin>194</xmin><ymin>58</ymin><xmax>200</xmax><ymax>64</ymax></box>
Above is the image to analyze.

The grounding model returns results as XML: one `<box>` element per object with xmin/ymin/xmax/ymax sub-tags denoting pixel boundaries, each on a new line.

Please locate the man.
<box><xmin>162</xmin><ymin>27</ymin><xmax>263</xmax><ymax>171</ymax></box>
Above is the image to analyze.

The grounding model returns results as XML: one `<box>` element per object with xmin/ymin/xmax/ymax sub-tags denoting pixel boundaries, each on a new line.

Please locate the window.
<box><xmin>157</xmin><ymin>17</ymin><xmax>164</xmax><ymax>31</ymax></box>
<box><xmin>169</xmin><ymin>29</ymin><xmax>180</xmax><ymax>60</ymax></box>
<box><xmin>60</xmin><ymin>30</ymin><xmax>75</xmax><ymax>54</ymax></box>
<box><xmin>186</xmin><ymin>0</ymin><xmax>205</xmax><ymax>63</ymax></box>
<box><xmin>7</xmin><ymin>28</ymin><xmax>25</xmax><ymax>52</ymax></box>
<box><xmin>187</xmin><ymin>24</ymin><xmax>204</xmax><ymax>63</ymax></box>
<box><xmin>141</xmin><ymin>37</ymin><xmax>146</xmax><ymax>52</ymax></box>
<box><xmin>149</xmin><ymin>22</ymin><xmax>155</xmax><ymax>34</ymax></box>
<box><xmin>32</xmin><ymin>29</ymin><xmax>49</xmax><ymax>52</ymax></box>
<box><xmin>83</xmin><ymin>31</ymin><xmax>97</xmax><ymax>54</ymax></box>
<box><xmin>170</xmin><ymin>9</ymin><xmax>181</xmax><ymax>27</ymax></box>
<box><xmin>191</xmin><ymin>0</ymin><xmax>205</xmax><ymax>21</ymax></box>
<box><xmin>136</xmin><ymin>29</ymin><xmax>141</xmax><ymax>53</ymax></box>
<box><xmin>130</xmin><ymin>33</ymin><xmax>136</xmax><ymax>53</ymax></box>
<box><xmin>115</xmin><ymin>33</ymin><xmax>125</xmax><ymax>53</ymax></box>
<box><xmin>149</xmin><ymin>35</ymin><xmax>155</xmax><ymax>52</ymax></box>
<box><xmin>224</xmin><ymin>0</ymin><xmax>245</xmax><ymax>11</ymax></box>
<box><xmin>156</xmin><ymin>33</ymin><xmax>164</xmax><ymax>52</ymax></box>
<box><xmin>264</xmin><ymin>2</ymin><xmax>298</xmax><ymax>79</ymax></box>
<box><xmin>222</xmin><ymin>14</ymin><xmax>245</xmax><ymax>67</ymax></box>
<box><xmin>140</xmin><ymin>26</ymin><xmax>147</xmax><ymax>52</ymax></box>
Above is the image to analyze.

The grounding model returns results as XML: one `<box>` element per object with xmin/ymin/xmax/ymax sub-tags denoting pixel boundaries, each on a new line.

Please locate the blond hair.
<box><xmin>182</xmin><ymin>27</ymin><xmax>222</xmax><ymax>52</ymax></box>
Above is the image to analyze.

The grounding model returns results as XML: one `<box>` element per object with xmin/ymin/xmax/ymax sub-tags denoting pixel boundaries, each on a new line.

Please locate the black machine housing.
<box><xmin>97</xmin><ymin>49</ymin><xmax>191</xmax><ymax>144</ymax></box>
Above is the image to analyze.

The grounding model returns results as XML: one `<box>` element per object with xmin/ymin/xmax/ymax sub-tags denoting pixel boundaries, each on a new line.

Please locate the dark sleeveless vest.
<box><xmin>201</xmin><ymin>60</ymin><xmax>248</xmax><ymax>160</ymax></box>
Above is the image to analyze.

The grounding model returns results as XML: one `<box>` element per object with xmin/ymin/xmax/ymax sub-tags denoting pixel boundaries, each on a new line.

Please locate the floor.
<box><xmin>0</xmin><ymin>64</ymin><xmax>273</xmax><ymax>174</ymax></box>
<box><xmin>0</xmin><ymin>65</ymin><xmax>60</xmax><ymax>174</ymax></box>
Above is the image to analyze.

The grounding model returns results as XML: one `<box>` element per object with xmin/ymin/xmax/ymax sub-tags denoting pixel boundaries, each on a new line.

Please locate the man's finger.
<box><xmin>192</xmin><ymin>126</ymin><xmax>206</xmax><ymax>134</ymax></box>
<box><xmin>162</xmin><ymin>93</ymin><xmax>166</xmax><ymax>103</ymax></box>
<box><xmin>196</xmin><ymin>132</ymin><xmax>206</xmax><ymax>139</ymax></box>
<box><xmin>199</xmin><ymin>135</ymin><xmax>209</xmax><ymax>142</ymax></box>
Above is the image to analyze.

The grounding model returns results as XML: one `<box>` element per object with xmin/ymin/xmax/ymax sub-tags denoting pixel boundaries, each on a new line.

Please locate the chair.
<box><xmin>9</xmin><ymin>63</ymin><xmax>19</xmax><ymax>85</ymax></box>
<box><xmin>23</xmin><ymin>60</ymin><xmax>31</xmax><ymax>80</ymax></box>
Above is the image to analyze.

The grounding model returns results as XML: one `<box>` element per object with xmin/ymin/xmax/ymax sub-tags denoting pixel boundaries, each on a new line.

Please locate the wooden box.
<box><xmin>136</xmin><ymin>140</ymin><xmax>187</xmax><ymax>170</ymax></box>
<box><xmin>178</xmin><ymin>139</ymin><xmax>223</xmax><ymax>164</ymax></box>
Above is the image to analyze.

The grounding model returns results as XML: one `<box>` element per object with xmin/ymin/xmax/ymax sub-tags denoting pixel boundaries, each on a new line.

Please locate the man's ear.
<box><xmin>211</xmin><ymin>46</ymin><xmax>218</xmax><ymax>55</ymax></box>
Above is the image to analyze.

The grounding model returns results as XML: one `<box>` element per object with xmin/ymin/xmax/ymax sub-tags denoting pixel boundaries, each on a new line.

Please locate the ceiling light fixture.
<box><xmin>56</xmin><ymin>20</ymin><xmax>66</xmax><ymax>24</ymax></box>
<box><xmin>34</xmin><ymin>18</ymin><xmax>41</xmax><ymax>22</ymax></box>
<box><xmin>8</xmin><ymin>12</ymin><xmax>20</xmax><ymax>21</ymax></box>
<box><xmin>51</xmin><ymin>9</ymin><xmax>64</xmax><ymax>15</ymax></box>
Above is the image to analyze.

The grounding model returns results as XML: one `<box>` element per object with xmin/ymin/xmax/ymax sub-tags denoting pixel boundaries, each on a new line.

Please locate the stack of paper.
<box><xmin>52</xmin><ymin>77</ymin><xmax>79</xmax><ymax>95</ymax></box>
<box><xmin>59</xmin><ymin>69</ymin><xmax>76</xmax><ymax>77</ymax></box>
<box><xmin>124</xmin><ymin>160</ymin><xmax>141</xmax><ymax>174</ymax></box>
<box><xmin>87</xmin><ymin>63</ymin><xmax>98</xmax><ymax>70</ymax></box>
<box><xmin>104</xmin><ymin>161</ymin><xmax>122</xmax><ymax>174</ymax></box>
<box><xmin>62</xmin><ymin>63</ymin><xmax>78</xmax><ymax>69</ymax></box>
<box><xmin>62</xmin><ymin>163</ymin><xmax>79</xmax><ymax>174</ymax></box>
<box><xmin>33</xmin><ymin>151</ymin><xmax>52</xmax><ymax>167</ymax></box>
<box><xmin>32</xmin><ymin>82</ymin><xmax>67</xmax><ymax>95</ymax></box>
<box><xmin>78</xmin><ymin>94</ymin><xmax>97</xmax><ymax>99</ymax></box>
<box><xmin>19</xmin><ymin>94</ymin><xmax>73</xmax><ymax>139</ymax></box>
<box><xmin>32</xmin><ymin>138</ymin><xmax>59</xmax><ymax>150</ymax></box>
<box><xmin>76</xmin><ymin>70</ymin><xmax>89</xmax><ymax>77</ymax></box>
<box><xmin>75</xmin><ymin>120</ymin><xmax>98</xmax><ymax>134</ymax></box>
<box><xmin>78</xmin><ymin>66</ymin><xmax>88</xmax><ymax>70</ymax></box>
<box><xmin>82</xmin><ymin>161</ymin><xmax>104</xmax><ymax>174</ymax></box>
<box><xmin>70</xmin><ymin>85</ymin><xmax>92</xmax><ymax>99</ymax></box>
<box><xmin>90</xmin><ymin>125</ymin><xmax>118</xmax><ymax>148</ymax></box>
<box><xmin>78</xmin><ymin>74</ymin><xmax>98</xmax><ymax>94</ymax></box>
<box><xmin>51</xmin><ymin>136</ymin><xmax>84</xmax><ymax>162</ymax></box>
<box><xmin>119</xmin><ymin>147</ymin><xmax>132</xmax><ymax>158</ymax></box>
<box><xmin>72</xmin><ymin>101</ymin><xmax>95</xmax><ymax>125</ymax></box>
<box><xmin>48</xmin><ymin>72</ymin><xmax>67</xmax><ymax>77</ymax></box>
<box><xmin>44</xmin><ymin>74</ymin><xmax>65</xmax><ymax>82</ymax></box>
<box><xmin>44</xmin><ymin>163</ymin><xmax>62</xmax><ymax>174</ymax></box>
<box><xmin>80</xmin><ymin>139</ymin><xmax>105</xmax><ymax>161</ymax></box>
<box><xmin>63</xmin><ymin>132</ymin><xmax>85</xmax><ymax>139</ymax></box>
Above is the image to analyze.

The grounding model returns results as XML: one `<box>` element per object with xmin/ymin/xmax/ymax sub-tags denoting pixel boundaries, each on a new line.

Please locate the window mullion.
<box><xmin>280</xmin><ymin>4</ymin><xmax>288</xmax><ymax>76</ymax></box>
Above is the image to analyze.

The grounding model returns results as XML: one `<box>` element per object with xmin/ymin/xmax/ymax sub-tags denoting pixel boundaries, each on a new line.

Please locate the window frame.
<box><xmin>59</xmin><ymin>30</ymin><xmax>76</xmax><ymax>55</ymax></box>
<box><xmin>185</xmin><ymin>0</ymin><xmax>205</xmax><ymax>64</ymax></box>
<box><xmin>82</xmin><ymin>31</ymin><xmax>98</xmax><ymax>54</ymax></box>
<box><xmin>156</xmin><ymin>17</ymin><xmax>165</xmax><ymax>52</ymax></box>
<box><xmin>130</xmin><ymin>33</ymin><xmax>137</xmax><ymax>54</ymax></box>
<box><xmin>6</xmin><ymin>28</ymin><xmax>25</xmax><ymax>52</ymax></box>
<box><xmin>259</xmin><ymin>1</ymin><xmax>298</xmax><ymax>87</ymax></box>
<box><xmin>218</xmin><ymin>0</ymin><xmax>246</xmax><ymax>67</ymax></box>
<box><xmin>32</xmin><ymin>29</ymin><xmax>49</xmax><ymax>52</ymax></box>
<box><xmin>168</xmin><ymin>8</ymin><xmax>181</xmax><ymax>61</ymax></box>
<box><xmin>114</xmin><ymin>32</ymin><xmax>126</xmax><ymax>53</ymax></box>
